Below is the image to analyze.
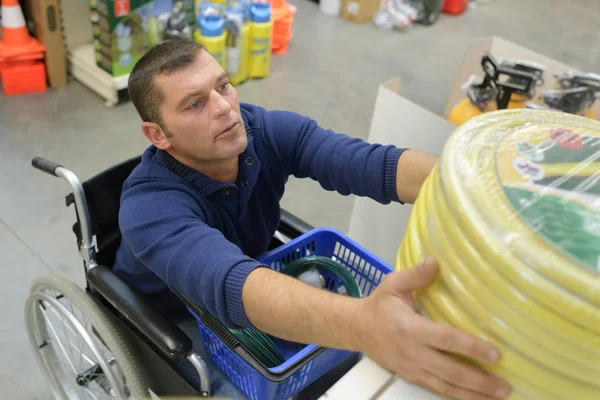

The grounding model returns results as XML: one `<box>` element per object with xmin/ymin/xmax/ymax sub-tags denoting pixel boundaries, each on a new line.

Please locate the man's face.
<box><xmin>155</xmin><ymin>50</ymin><xmax>247</xmax><ymax>163</ymax></box>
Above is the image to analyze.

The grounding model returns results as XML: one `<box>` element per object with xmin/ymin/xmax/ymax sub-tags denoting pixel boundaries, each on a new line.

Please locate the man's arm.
<box><xmin>242</xmin><ymin>259</ymin><xmax>511</xmax><ymax>400</ymax></box>
<box><xmin>119</xmin><ymin>181</ymin><xmax>263</xmax><ymax>328</ymax></box>
<box><xmin>395</xmin><ymin>150</ymin><xmax>438</xmax><ymax>204</ymax></box>
<box><xmin>242</xmin><ymin>267</ymin><xmax>363</xmax><ymax>350</ymax></box>
<box><xmin>264</xmin><ymin>110</ymin><xmax>405</xmax><ymax>204</ymax></box>
<box><xmin>264</xmin><ymin>109</ymin><xmax>438</xmax><ymax>205</ymax></box>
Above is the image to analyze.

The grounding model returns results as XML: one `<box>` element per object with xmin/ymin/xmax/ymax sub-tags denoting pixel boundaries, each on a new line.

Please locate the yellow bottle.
<box><xmin>248</xmin><ymin>2</ymin><xmax>272</xmax><ymax>79</ymax></box>
<box><xmin>194</xmin><ymin>4</ymin><xmax>227</xmax><ymax>71</ymax></box>
<box><xmin>196</xmin><ymin>0</ymin><xmax>227</xmax><ymax>9</ymax></box>
<box><xmin>586</xmin><ymin>108</ymin><xmax>597</xmax><ymax>120</ymax></box>
<box><xmin>226</xmin><ymin>1</ymin><xmax>250</xmax><ymax>86</ymax></box>
<box><xmin>507</xmin><ymin>93</ymin><xmax>528</xmax><ymax>109</ymax></box>
<box><xmin>449</xmin><ymin>99</ymin><xmax>481</xmax><ymax>126</ymax></box>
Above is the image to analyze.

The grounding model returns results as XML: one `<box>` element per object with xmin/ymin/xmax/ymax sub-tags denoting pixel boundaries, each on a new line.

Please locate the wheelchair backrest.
<box><xmin>67</xmin><ymin>155</ymin><xmax>141</xmax><ymax>268</ymax></box>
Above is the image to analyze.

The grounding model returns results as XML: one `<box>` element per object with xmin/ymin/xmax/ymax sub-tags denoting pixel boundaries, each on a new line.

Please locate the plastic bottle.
<box><xmin>248</xmin><ymin>1</ymin><xmax>272</xmax><ymax>79</ymax></box>
<box><xmin>180</xmin><ymin>0</ymin><xmax>197</xmax><ymax>27</ymax></box>
<box><xmin>226</xmin><ymin>1</ymin><xmax>250</xmax><ymax>86</ymax></box>
<box><xmin>194</xmin><ymin>4</ymin><xmax>227</xmax><ymax>71</ymax></box>
<box><xmin>319</xmin><ymin>0</ymin><xmax>341</xmax><ymax>16</ymax></box>
<box><xmin>449</xmin><ymin>98</ymin><xmax>493</xmax><ymax>125</ymax></box>
<box><xmin>442</xmin><ymin>0</ymin><xmax>467</xmax><ymax>15</ymax></box>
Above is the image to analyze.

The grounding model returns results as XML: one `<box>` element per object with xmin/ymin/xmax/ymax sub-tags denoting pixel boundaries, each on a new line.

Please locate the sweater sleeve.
<box><xmin>264</xmin><ymin>110</ymin><xmax>406</xmax><ymax>204</ymax></box>
<box><xmin>119</xmin><ymin>180</ymin><xmax>263</xmax><ymax>328</ymax></box>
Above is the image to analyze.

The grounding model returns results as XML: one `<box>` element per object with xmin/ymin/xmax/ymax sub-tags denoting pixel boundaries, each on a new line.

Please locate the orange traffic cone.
<box><xmin>0</xmin><ymin>0</ymin><xmax>45</xmax><ymax>58</ymax></box>
<box><xmin>0</xmin><ymin>0</ymin><xmax>47</xmax><ymax>95</ymax></box>
<box><xmin>270</xmin><ymin>0</ymin><xmax>296</xmax><ymax>55</ymax></box>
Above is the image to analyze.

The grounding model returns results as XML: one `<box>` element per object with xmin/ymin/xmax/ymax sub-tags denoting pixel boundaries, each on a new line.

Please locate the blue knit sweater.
<box><xmin>114</xmin><ymin>103</ymin><xmax>405</xmax><ymax>328</ymax></box>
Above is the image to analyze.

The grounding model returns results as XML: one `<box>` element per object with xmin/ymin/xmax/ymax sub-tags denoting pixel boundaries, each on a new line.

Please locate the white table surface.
<box><xmin>320</xmin><ymin>357</ymin><xmax>440</xmax><ymax>400</ymax></box>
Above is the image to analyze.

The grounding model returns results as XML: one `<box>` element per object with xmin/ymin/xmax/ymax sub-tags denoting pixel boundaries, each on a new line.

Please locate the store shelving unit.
<box><xmin>61</xmin><ymin>0</ymin><xmax>130</xmax><ymax>107</ymax></box>
<box><xmin>68</xmin><ymin>44</ymin><xmax>129</xmax><ymax>107</ymax></box>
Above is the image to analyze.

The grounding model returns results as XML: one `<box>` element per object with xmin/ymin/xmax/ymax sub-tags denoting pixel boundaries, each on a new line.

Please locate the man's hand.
<box><xmin>356</xmin><ymin>257</ymin><xmax>512</xmax><ymax>400</ymax></box>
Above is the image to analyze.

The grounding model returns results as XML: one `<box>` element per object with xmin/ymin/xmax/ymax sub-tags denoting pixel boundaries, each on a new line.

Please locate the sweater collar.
<box><xmin>154</xmin><ymin>132</ymin><xmax>258</xmax><ymax>197</ymax></box>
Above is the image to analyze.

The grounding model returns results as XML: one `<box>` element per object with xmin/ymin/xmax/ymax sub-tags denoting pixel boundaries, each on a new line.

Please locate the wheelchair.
<box><xmin>24</xmin><ymin>155</ymin><xmax>359</xmax><ymax>400</ymax></box>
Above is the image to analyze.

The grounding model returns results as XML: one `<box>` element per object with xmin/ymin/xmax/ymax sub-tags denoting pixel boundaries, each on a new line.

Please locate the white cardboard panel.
<box><xmin>347</xmin><ymin>78</ymin><xmax>455</xmax><ymax>266</ymax></box>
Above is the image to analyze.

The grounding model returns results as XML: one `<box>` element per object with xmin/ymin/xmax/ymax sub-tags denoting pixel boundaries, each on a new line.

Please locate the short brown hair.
<box><xmin>128</xmin><ymin>40</ymin><xmax>205</xmax><ymax>127</ymax></box>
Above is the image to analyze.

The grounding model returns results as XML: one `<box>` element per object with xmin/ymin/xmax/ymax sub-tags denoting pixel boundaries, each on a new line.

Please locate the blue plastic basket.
<box><xmin>192</xmin><ymin>228</ymin><xmax>393</xmax><ymax>400</ymax></box>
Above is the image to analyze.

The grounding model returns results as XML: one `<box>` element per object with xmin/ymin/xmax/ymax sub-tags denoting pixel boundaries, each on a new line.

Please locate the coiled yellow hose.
<box><xmin>395</xmin><ymin>109</ymin><xmax>600</xmax><ymax>399</ymax></box>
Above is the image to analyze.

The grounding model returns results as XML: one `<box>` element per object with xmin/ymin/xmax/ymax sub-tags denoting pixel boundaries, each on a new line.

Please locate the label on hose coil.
<box><xmin>496</xmin><ymin>124</ymin><xmax>600</xmax><ymax>272</ymax></box>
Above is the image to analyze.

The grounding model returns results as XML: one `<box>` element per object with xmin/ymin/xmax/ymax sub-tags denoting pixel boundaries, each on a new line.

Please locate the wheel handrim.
<box><xmin>25</xmin><ymin>288</ymin><xmax>131</xmax><ymax>400</ymax></box>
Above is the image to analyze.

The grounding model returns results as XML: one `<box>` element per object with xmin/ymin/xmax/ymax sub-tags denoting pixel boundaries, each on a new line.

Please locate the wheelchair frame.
<box><xmin>27</xmin><ymin>156</ymin><xmax>315</xmax><ymax>399</ymax></box>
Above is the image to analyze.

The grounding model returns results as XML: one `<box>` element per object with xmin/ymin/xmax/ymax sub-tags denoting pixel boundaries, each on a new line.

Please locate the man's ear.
<box><xmin>142</xmin><ymin>122</ymin><xmax>172</xmax><ymax>150</ymax></box>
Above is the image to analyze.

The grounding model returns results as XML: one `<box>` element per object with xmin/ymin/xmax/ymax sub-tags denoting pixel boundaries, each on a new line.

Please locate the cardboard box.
<box><xmin>347</xmin><ymin>78</ymin><xmax>455</xmax><ymax>265</ymax></box>
<box><xmin>23</xmin><ymin>0</ymin><xmax>68</xmax><ymax>88</ymax></box>
<box><xmin>89</xmin><ymin>0</ymin><xmax>173</xmax><ymax>77</ymax></box>
<box><xmin>347</xmin><ymin>35</ymin><xmax>599</xmax><ymax>267</ymax></box>
<box><xmin>341</xmin><ymin>0</ymin><xmax>380</xmax><ymax>24</ymax></box>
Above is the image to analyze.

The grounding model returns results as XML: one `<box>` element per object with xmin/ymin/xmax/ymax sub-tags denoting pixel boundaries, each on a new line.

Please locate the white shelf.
<box><xmin>68</xmin><ymin>44</ymin><xmax>130</xmax><ymax>107</ymax></box>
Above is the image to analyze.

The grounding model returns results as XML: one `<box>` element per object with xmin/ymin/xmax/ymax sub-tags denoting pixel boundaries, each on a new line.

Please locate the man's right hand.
<box><xmin>356</xmin><ymin>257</ymin><xmax>512</xmax><ymax>400</ymax></box>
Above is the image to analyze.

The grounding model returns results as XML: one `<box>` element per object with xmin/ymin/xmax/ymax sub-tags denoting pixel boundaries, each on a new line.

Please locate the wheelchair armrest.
<box><xmin>279</xmin><ymin>208</ymin><xmax>314</xmax><ymax>239</ymax></box>
<box><xmin>86</xmin><ymin>265</ymin><xmax>192</xmax><ymax>359</ymax></box>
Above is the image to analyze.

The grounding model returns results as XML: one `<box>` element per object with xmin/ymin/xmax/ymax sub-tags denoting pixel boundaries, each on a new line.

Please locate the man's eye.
<box><xmin>189</xmin><ymin>100</ymin><xmax>203</xmax><ymax>109</ymax></box>
<box><xmin>220</xmin><ymin>82</ymin><xmax>230</xmax><ymax>91</ymax></box>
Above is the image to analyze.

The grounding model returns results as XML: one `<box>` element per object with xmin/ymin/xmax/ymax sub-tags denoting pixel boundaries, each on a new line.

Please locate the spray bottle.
<box><xmin>163</xmin><ymin>1</ymin><xmax>193</xmax><ymax>41</ymax></box>
<box><xmin>226</xmin><ymin>1</ymin><xmax>250</xmax><ymax>85</ymax></box>
<box><xmin>248</xmin><ymin>1</ymin><xmax>272</xmax><ymax>79</ymax></box>
<box><xmin>194</xmin><ymin>4</ymin><xmax>227</xmax><ymax>71</ymax></box>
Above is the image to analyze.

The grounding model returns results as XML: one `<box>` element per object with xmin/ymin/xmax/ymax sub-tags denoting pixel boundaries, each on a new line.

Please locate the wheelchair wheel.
<box><xmin>25</xmin><ymin>274</ymin><xmax>149</xmax><ymax>400</ymax></box>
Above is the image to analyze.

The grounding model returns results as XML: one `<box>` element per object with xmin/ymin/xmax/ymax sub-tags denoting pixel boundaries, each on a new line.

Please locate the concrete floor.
<box><xmin>1</xmin><ymin>0</ymin><xmax>599</xmax><ymax>398</ymax></box>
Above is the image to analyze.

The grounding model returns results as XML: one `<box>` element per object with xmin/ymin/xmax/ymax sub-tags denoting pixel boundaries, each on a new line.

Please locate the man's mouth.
<box><xmin>217</xmin><ymin>122</ymin><xmax>240</xmax><ymax>138</ymax></box>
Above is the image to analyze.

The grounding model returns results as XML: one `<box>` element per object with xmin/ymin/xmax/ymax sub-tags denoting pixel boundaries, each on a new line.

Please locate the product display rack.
<box><xmin>61</xmin><ymin>0</ymin><xmax>130</xmax><ymax>107</ymax></box>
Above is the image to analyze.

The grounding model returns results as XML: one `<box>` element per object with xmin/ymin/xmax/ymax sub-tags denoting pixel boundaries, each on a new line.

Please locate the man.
<box><xmin>115</xmin><ymin>40</ymin><xmax>511</xmax><ymax>400</ymax></box>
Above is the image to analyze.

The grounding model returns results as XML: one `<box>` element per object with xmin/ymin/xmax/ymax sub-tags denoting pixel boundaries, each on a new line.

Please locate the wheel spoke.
<box><xmin>91</xmin><ymin>332</ymin><xmax>114</xmax><ymax>374</ymax></box>
<box><xmin>70</xmin><ymin>301</ymin><xmax>90</xmax><ymax>371</ymax></box>
<box><xmin>72</xmin><ymin>341</ymin><xmax>96</xmax><ymax>367</ymax></box>
<box><xmin>49</xmin><ymin>293</ymin><xmax>86</xmax><ymax>371</ymax></box>
<box><xmin>47</xmin><ymin>349</ymin><xmax>81</xmax><ymax>377</ymax></box>
<box><xmin>83</xmin><ymin>386</ymin><xmax>99</xmax><ymax>400</ymax></box>
<box><xmin>108</xmin><ymin>366</ymin><xmax>127</xmax><ymax>395</ymax></box>
<box><xmin>39</xmin><ymin>304</ymin><xmax>78</xmax><ymax>374</ymax></box>
<box><xmin>50</xmin><ymin>301</ymin><xmax>82</xmax><ymax>371</ymax></box>
<box><xmin>47</xmin><ymin>305</ymin><xmax>95</xmax><ymax>369</ymax></box>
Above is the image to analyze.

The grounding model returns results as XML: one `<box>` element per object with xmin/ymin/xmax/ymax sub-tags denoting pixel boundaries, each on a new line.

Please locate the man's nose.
<box><xmin>211</xmin><ymin>91</ymin><xmax>232</xmax><ymax>118</ymax></box>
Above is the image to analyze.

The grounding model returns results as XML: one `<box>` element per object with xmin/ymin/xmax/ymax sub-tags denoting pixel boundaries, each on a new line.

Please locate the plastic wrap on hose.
<box><xmin>396</xmin><ymin>109</ymin><xmax>600</xmax><ymax>399</ymax></box>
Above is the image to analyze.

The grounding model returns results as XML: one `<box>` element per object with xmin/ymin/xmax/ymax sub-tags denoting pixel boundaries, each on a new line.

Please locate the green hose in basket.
<box><xmin>281</xmin><ymin>256</ymin><xmax>362</xmax><ymax>297</ymax></box>
<box><xmin>225</xmin><ymin>255</ymin><xmax>361</xmax><ymax>368</ymax></box>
